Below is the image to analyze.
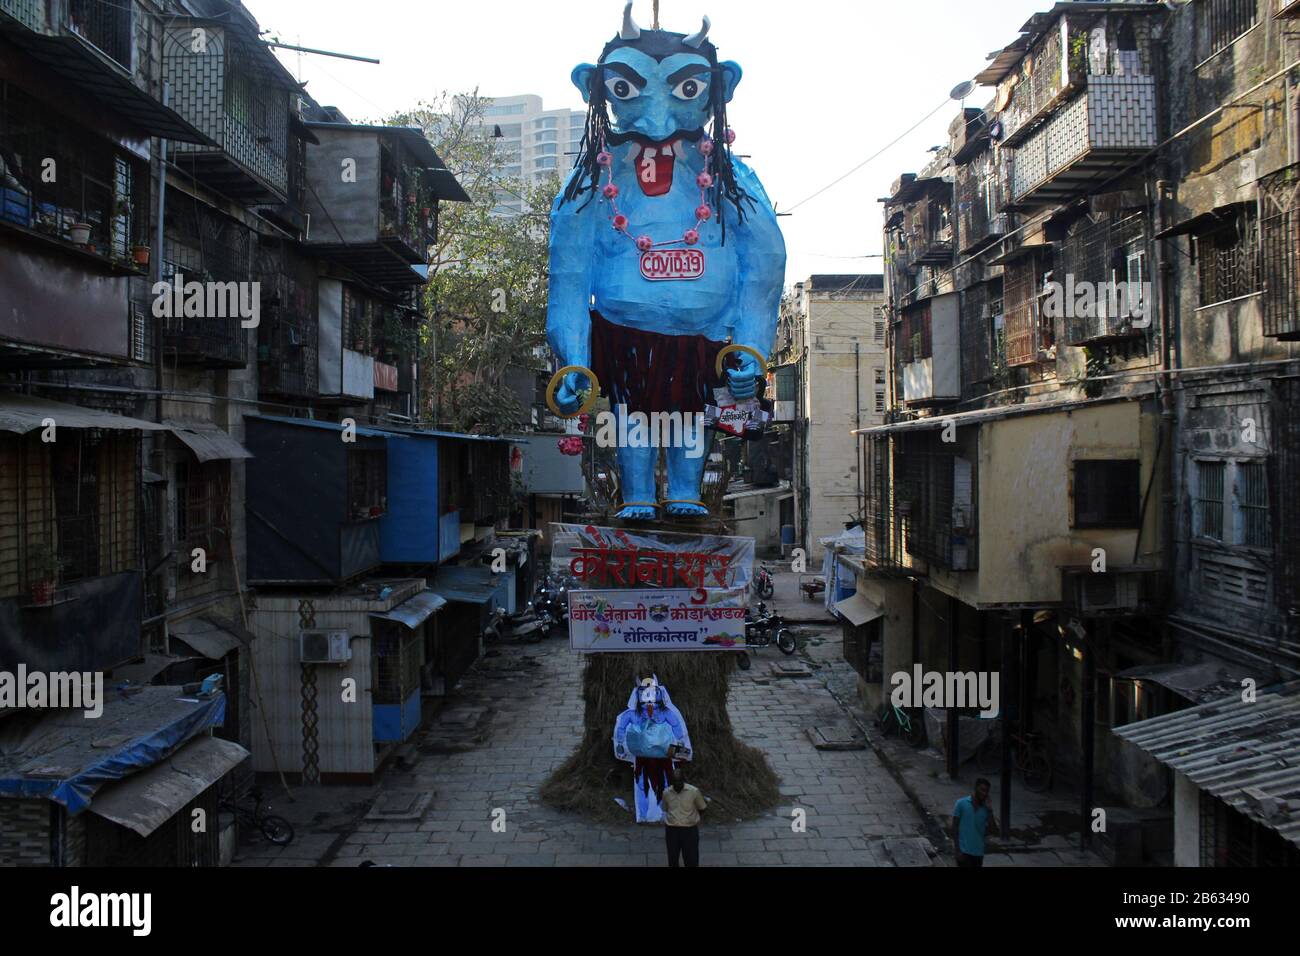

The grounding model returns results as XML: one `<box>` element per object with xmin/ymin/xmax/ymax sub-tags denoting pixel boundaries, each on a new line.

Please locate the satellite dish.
<box><xmin>949</xmin><ymin>80</ymin><xmax>977</xmax><ymax>102</ymax></box>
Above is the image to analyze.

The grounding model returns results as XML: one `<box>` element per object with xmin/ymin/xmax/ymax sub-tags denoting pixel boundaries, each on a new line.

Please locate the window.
<box><xmin>874</xmin><ymin>390</ymin><xmax>886</xmax><ymax>414</ymax></box>
<box><xmin>1073</xmin><ymin>460</ymin><xmax>1141</xmax><ymax>529</ymax></box>
<box><xmin>536</xmin><ymin>143</ymin><xmax>557</xmax><ymax>156</ymax></box>
<box><xmin>487</xmin><ymin>104</ymin><xmax>525</xmax><ymax>116</ymax></box>
<box><xmin>534</xmin><ymin>117</ymin><xmax>558</xmax><ymax>130</ymax></box>
<box><xmin>1195</xmin><ymin>207</ymin><xmax>1261</xmax><ymax>306</ymax></box>
<box><xmin>175</xmin><ymin>461</ymin><xmax>230</xmax><ymax>549</ymax></box>
<box><xmin>1195</xmin><ymin>0</ymin><xmax>1258</xmax><ymax>63</ymax></box>
<box><xmin>346</xmin><ymin>449</ymin><xmax>387</xmax><ymax>520</ymax></box>
<box><xmin>1195</xmin><ymin>460</ymin><xmax>1226</xmax><ymax>541</ymax></box>
<box><xmin>1237</xmin><ymin>461</ymin><xmax>1270</xmax><ymax>548</ymax></box>
<box><xmin>874</xmin><ymin>321</ymin><xmax>885</xmax><ymax>344</ymax></box>
<box><xmin>535</xmin><ymin>157</ymin><xmax>556</xmax><ymax>170</ymax></box>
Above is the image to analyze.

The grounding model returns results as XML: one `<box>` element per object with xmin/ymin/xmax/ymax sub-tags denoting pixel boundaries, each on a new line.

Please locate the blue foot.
<box><xmin>665</xmin><ymin>503</ymin><xmax>708</xmax><ymax>517</ymax></box>
<box><xmin>616</xmin><ymin>506</ymin><xmax>659</xmax><ymax>522</ymax></box>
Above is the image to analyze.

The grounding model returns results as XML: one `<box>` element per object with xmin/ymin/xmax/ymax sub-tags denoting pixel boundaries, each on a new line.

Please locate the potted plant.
<box><xmin>68</xmin><ymin>221</ymin><xmax>92</xmax><ymax>245</ymax></box>
<box><xmin>132</xmin><ymin>244</ymin><xmax>150</xmax><ymax>266</ymax></box>
<box><xmin>27</xmin><ymin>545</ymin><xmax>61</xmax><ymax>605</ymax></box>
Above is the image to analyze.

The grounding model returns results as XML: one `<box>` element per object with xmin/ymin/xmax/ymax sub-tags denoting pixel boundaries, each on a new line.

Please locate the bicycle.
<box><xmin>976</xmin><ymin>726</ymin><xmax>1052</xmax><ymax>792</ymax></box>
<box><xmin>221</xmin><ymin>787</ymin><xmax>295</xmax><ymax>846</ymax></box>
<box><xmin>876</xmin><ymin>702</ymin><xmax>926</xmax><ymax>747</ymax></box>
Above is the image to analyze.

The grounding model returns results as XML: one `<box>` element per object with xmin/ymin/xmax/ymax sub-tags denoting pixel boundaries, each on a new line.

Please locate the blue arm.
<box><xmin>719</xmin><ymin>161</ymin><xmax>786</xmax><ymax>398</ymax></box>
<box><xmin>613</xmin><ymin>709</ymin><xmax>635</xmax><ymax>762</ymax></box>
<box><xmin>546</xmin><ymin>171</ymin><xmax>600</xmax><ymax>406</ymax></box>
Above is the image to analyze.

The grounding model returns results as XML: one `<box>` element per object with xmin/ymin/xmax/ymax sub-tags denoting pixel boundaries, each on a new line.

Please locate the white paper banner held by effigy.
<box><xmin>568</xmin><ymin>587</ymin><xmax>748</xmax><ymax>653</ymax></box>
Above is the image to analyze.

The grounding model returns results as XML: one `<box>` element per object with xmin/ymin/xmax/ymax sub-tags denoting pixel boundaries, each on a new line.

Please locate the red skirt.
<box><xmin>590</xmin><ymin>310</ymin><xmax>732</xmax><ymax>415</ymax></box>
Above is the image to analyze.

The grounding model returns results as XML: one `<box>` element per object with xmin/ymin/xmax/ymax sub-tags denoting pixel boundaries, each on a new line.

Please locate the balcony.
<box><xmin>257</xmin><ymin>249</ymin><xmax>319</xmax><ymax>397</ymax></box>
<box><xmin>1261</xmin><ymin>163</ymin><xmax>1300</xmax><ymax>340</ymax></box>
<box><xmin>0</xmin><ymin>1</ymin><xmax>206</xmax><ymax>143</ymax></box>
<box><xmin>158</xmin><ymin>204</ymin><xmax>254</xmax><ymax>369</ymax></box>
<box><xmin>164</xmin><ymin>21</ymin><xmax>295</xmax><ymax>203</ymax></box>
<box><xmin>955</xmin><ymin>151</ymin><xmax>1010</xmax><ymax>254</ymax></box>
<box><xmin>303</xmin><ymin>123</ymin><xmax>468</xmax><ymax>288</ymax></box>
<box><xmin>899</xmin><ymin>293</ymin><xmax>960</xmax><ymax>405</ymax></box>
<box><xmin>1057</xmin><ymin>210</ymin><xmax>1150</xmax><ymax>346</ymax></box>
<box><xmin>0</xmin><ymin>79</ymin><xmax>146</xmax><ymax>367</ymax></box>
<box><xmin>1010</xmin><ymin>75</ymin><xmax>1157</xmax><ymax>205</ymax></box>
<box><xmin>317</xmin><ymin>279</ymin><xmax>376</xmax><ymax>402</ymax></box>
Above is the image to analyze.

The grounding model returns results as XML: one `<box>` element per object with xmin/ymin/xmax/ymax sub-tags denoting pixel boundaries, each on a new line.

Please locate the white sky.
<box><xmin>246</xmin><ymin>0</ymin><xmax>1048</xmax><ymax>286</ymax></box>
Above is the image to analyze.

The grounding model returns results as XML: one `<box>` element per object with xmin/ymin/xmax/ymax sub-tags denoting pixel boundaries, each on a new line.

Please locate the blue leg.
<box><xmin>665</xmin><ymin>418</ymin><xmax>713</xmax><ymax>517</ymax></box>
<box><xmin>614</xmin><ymin>406</ymin><xmax>659</xmax><ymax>521</ymax></box>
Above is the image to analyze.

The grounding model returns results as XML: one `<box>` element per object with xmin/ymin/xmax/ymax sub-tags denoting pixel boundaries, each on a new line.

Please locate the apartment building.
<box><xmin>846</xmin><ymin>0</ymin><xmax>1299</xmax><ymax>867</ymax></box>
<box><xmin>0</xmin><ymin>0</ymin><xmax>513</xmax><ymax>863</ymax></box>
<box><xmin>480</xmin><ymin>94</ymin><xmax>585</xmax><ymax>214</ymax></box>
<box><xmin>778</xmin><ymin>276</ymin><xmax>888</xmax><ymax>561</ymax></box>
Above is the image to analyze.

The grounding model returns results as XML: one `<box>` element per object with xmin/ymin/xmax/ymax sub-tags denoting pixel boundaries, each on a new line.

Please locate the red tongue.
<box><xmin>637</xmin><ymin>143</ymin><xmax>675</xmax><ymax>197</ymax></box>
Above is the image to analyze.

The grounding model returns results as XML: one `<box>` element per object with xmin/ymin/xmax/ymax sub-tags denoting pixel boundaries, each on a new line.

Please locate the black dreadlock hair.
<box><xmin>561</xmin><ymin>30</ymin><xmax>754</xmax><ymax>244</ymax></box>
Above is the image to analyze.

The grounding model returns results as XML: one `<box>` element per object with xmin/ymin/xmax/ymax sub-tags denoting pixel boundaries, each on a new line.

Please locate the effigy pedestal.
<box><xmin>538</xmin><ymin>519</ymin><xmax>781</xmax><ymax>824</ymax></box>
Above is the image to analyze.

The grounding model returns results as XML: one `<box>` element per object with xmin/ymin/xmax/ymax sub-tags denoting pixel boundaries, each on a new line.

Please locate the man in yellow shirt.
<box><xmin>659</xmin><ymin>766</ymin><xmax>708</xmax><ymax>867</ymax></box>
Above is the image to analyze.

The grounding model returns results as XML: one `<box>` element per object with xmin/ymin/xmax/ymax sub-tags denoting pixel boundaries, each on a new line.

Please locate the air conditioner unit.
<box><xmin>1066</xmin><ymin>570</ymin><xmax>1146</xmax><ymax>613</ymax></box>
<box><xmin>300</xmin><ymin>630</ymin><xmax>352</xmax><ymax>664</ymax></box>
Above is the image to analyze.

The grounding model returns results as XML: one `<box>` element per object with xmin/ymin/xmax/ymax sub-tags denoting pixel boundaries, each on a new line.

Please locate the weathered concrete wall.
<box><xmin>976</xmin><ymin>400</ymin><xmax>1158</xmax><ymax>605</ymax></box>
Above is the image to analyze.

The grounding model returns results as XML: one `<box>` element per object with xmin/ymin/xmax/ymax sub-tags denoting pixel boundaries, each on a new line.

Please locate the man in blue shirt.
<box><xmin>953</xmin><ymin>778</ymin><xmax>998</xmax><ymax>867</ymax></box>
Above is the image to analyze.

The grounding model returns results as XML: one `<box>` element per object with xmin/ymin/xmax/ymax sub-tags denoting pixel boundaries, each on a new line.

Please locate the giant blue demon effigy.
<box><xmin>546</xmin><ymin>2</ymin><xmax>786</xmax><ymax>521</ymax></box>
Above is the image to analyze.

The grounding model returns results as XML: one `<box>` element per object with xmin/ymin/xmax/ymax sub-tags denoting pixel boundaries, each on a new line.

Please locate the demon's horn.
<box><xmin>620</xmin><ymin>2</ymin><xmax>642</xmax><ymax>40</ymax></box>
<box><xmin>683</xmin><ymin>16</ymin><xmax>711</xmax><ymax>48</ymax></box>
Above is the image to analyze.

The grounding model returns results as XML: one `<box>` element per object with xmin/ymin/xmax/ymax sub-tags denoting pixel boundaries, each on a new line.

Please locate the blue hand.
<box><xmin>726</xmin><ymin>353</ymin><xmax>762</xmax><ymax>400</ymax></box>
<box><xmin>554</xmin><ymin>371</ymin><xmax>591</xmax><ymax>415</ymax></box>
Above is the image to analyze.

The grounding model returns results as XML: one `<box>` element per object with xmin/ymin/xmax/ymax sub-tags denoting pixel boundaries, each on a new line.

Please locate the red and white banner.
<box><xmin>568</xmin><ymin>587</ymin><xmax>748</xmax><ymax>652</ymax></box>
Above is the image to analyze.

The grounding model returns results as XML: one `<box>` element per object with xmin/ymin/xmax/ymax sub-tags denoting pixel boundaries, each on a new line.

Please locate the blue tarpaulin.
<box><xmin>0</xmin><ymin>686</ymin><xmax>226</xmax><ymax>815</ymax></box>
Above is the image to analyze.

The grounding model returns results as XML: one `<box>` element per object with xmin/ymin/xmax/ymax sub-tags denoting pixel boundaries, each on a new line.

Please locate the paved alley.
<box><xmin>234</xmin><ymin>626</ymin><xmax>937</xmax><ymax>868</ymax></box>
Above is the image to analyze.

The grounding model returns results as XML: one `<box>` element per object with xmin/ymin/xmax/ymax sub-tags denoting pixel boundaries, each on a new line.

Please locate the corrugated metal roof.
<box><xmin>170</xmin><ymin>616</ymin><xmax>244</xmax><ymax>660</ymax></box>
<box><xmin>1114</xmin><ymin>681</ymin><xmax>1300</xmax><ymax>849</ymax></box>
<box><xmin>369</xmin><ymin>590</ymin><xmax>446</xmax><ymax>629</ymax></box>
<box><xmin>245</xmin><ymin>414</ymin><xmax>391</xmax><ymax>438</ymax></box>
<box><xmin>432</xmin><ymin>566</ymin><xmax>507</xmax><ymax>606</ymax></box>
<box><xmin>0</xmin><ymin>395</ymin><xmax>170</xmax><ymax>434</ymax></box>
<box><xmin>852</xmin><ymin>388</ymin><xmax>1153</xmax><ymax>437</ymax></box>
<box><xmin>87</xmin><ymin>736</ymin><xmax>249</xmax><ymax>837</ymax></box>
<box><xmin>166</xmin><ymin>421</ymin><xmax>253</xmax><ymax>463</ymax></box>
<box><xmin>247</xmin><ymin>415</ymin><xmax>511</xmax><ymax>443</ymax></box>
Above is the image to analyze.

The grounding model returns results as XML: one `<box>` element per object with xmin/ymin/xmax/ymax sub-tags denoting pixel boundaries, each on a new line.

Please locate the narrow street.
<box><xmin>234</xmin><ymin>620</ymin><xmax>935</xmax><ymax>868</ymax></box>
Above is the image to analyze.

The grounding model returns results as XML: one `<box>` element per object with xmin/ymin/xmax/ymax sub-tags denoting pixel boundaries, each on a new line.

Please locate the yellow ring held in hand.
<box><xmin>546</xmin><ymin>365</ymin><xmax>601</xmax><ymax>418</ymax></box>
<box><xmin>714</xmin><ymin>344</ymin><xmax>769</xmax><ymax>380</ymax></box>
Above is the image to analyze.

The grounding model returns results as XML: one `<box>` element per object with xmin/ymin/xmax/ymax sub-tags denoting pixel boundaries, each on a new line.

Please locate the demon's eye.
<box><xmin>605</xmin><ymin>77</ymin><xmax>639</xmax><ymax>101</ymax></box>
<box><xmin>672</xmin><ymin>77</ymin><xmax>709</xmax><ymax>101</ymax></box>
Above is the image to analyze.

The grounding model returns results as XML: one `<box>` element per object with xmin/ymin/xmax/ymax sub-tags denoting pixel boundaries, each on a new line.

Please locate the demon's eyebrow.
<box><xmin>603</xmin><ymin>62</ymin><xmax>647</xmax><ymax>88</ymax></box>
<box><xmin>665</xmin><ymin>64</ymin><xmax>711</xmax><ymax>86</ymax></box>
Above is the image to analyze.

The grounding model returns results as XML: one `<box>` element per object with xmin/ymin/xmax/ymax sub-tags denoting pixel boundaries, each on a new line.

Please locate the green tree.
<box><xmin>384</xmin><ymin>92</ymin><xmax>560</xmax><ymax>433</ymax></box>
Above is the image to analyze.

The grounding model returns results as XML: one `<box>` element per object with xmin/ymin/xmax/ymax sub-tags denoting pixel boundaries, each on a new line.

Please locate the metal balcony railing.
<box><xmin>64</xmin><ymin>0</ymin><xmax>132</xmax><ymax>70</ymax></box>
<box><xmin>1261</xmin><ymin>164</ymin><xmax>1300</xmax><ymax>340</ymax></box>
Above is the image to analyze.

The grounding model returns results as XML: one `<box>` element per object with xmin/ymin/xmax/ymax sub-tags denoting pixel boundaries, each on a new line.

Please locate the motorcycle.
<box><xmin>751</xmin><ymin>562</ymin><xmax>775</xmax><ymax>600</ymax></box>
<box><xmin>534</xmin><ymin>571</ymin><xmax>570</xmax><ymax>638</ymax></box>
<box><xmin>735</xmin><ymin>601</ymin><xmax>797</xmax><ymax>669</ymax></box>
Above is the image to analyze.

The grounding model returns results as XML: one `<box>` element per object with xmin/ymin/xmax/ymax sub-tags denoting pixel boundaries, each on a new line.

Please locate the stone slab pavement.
<box><xmin>234</xmin><ymin>632</ymin><xmax>935</xmax><ymax>867</ymax></box>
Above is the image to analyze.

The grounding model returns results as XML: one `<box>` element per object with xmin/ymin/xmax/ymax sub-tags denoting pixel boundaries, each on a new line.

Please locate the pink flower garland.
<box><xmin>597</xmin><ymin>130</ymin><xmax>734</xmax><ymax>249</ymax></box>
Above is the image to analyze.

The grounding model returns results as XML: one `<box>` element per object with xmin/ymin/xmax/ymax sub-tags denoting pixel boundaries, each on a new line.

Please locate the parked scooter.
<box><xmin>751</xmin><ymin>563</ymin><xmax>775</xmax><ymax>599</ymax></box>
<box><xmin>496</xmin><ymin>602</ymin><xmax>549</xmax><ymax>643</ymax></box>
